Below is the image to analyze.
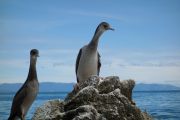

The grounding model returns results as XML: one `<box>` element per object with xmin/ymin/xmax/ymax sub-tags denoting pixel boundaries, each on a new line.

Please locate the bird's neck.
<box><xmin>88</xmin><ymin>28</ymin><xmax>104</xmax><ymax>50</ymax></box>
<box><xmin>27</xmin><ymin>57</ymin><xmax>37</xmax><ymax>80</ymax></box>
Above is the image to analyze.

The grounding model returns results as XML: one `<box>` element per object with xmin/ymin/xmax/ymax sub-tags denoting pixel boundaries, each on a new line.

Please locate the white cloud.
<box><xmin>1</xmin><ymin>49</ymin><xmax>180</xmax><ymax>86</ymax></box>
<box><xmin>41</xmin><ymin>49</ymin><xmax>77</xmax><ymax>55</ymax></box>
<box><xmin>101</xmin><ymin>63</ymin><xmax>180</xmax><ymax>85</ymax></box>
<box><xmin>100</xmin><ymin>54</ymin><xmax>180</xmax><ymax>86</ymax></box>
<box><xmin>0</xmin><ymin>59</ymin><xmax>27</xmax><ymax>68</ymax></box>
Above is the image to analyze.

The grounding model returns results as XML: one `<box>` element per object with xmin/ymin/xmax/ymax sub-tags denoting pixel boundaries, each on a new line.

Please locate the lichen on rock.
<box><xmin>32</xmin><ymin>76</ymin><xmax>152</xmax><ymax>120</ymax></box>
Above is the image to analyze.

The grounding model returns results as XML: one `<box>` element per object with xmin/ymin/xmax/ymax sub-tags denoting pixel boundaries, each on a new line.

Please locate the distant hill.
<box><xmin>134</xmin><ymin>83</ymin><xmax>180</xmax><ymax>91</ymax></box>
<box><xmin>0</xmin><ymin>82</ymin><xmax>74</xmax><ymax>93</ymax></box>
<box><xmin>0</xmin><ymin>82</ymin><xmax>180</xmax><ymax>93</ymax></box>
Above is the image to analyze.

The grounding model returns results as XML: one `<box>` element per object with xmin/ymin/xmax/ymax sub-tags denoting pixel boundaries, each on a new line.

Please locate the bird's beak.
<box><xmin>37</xmin><ymin>54</ymin><xmax>40</xmax><ymax>57</ymax></box>
<box><xmin>108</xmin><ymin>27</ymin><xmax>115</xmax><ymax>31</ymax></box>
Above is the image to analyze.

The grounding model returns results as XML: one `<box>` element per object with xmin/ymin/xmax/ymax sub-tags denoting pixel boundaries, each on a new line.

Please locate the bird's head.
<box><xmin>30</xmin><ymin>49</ymin><xmax>39</xmax><ymax>58</ymax></box>
<box><xmin>98</xmin><ymin>22</ymin><xmax>114</xmax><ymax>32</ymax></box>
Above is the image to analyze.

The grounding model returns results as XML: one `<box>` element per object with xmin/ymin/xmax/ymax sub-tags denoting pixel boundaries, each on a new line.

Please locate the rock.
<box><xmin>32</xmin><ymin>99</ymin><xmax>64</xmax><ymax>120</ymax></box>
<box><xmin>32</xmin><ymin>76</ymin><xmax>152</xmax><ymax>120</ymax></box>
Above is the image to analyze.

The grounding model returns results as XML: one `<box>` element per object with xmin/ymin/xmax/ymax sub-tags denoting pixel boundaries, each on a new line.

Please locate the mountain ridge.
<box><xmin>0</xmin><ymin>82</ymin><xmax>180</xmax><ymax>93</ymax></box>
<box><xmin>134</xmin><ymin>83</ymin><xmax>180</xmax><ymax>91</ymax></box>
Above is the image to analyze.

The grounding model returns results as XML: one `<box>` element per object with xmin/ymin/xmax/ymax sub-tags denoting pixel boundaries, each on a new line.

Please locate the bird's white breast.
<box><xmin>77</xmin><ymin>46</ymin><xmax>98</xmax><ymax>84</ymax></box>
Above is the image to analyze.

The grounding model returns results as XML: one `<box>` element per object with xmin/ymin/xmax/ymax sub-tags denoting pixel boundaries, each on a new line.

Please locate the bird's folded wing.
<box><xmin>97</xmin><ymin>52</ymin><xmax>101</xmax><ymax>76</ymax></box>
<box><xmin>12</xmin><ymin>85</ymin><xmax>28</xmax><ymax>108</ymax></box>
<box><xmin>75</xmin><ymin>48</ymin><xmax>82</xmax><ymax>82</ymax></box>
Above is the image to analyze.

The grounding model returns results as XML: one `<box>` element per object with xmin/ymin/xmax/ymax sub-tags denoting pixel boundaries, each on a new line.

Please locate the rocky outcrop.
<box><xmin>32</xmin><ymin>76</ymin><xmax>152</xmax><ymax>120</ymax></box>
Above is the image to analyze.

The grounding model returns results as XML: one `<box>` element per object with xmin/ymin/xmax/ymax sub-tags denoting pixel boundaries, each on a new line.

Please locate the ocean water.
<box><xmin>133</xmin><ymin>91</ymin><xmax>180</xmax><ymax>120</ymax></box>
<box><xmin>0</xmin><ymin>91</ymin><xmax>180</xmax><ymax>120</ymax></box>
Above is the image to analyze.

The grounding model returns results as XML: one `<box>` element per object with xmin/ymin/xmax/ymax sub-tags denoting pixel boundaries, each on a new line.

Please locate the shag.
<box><xmin>75</xmin><ymin>22</ymin><xmax>114</xmax><ymax>86</ymax></box>
<box><xmin>8</xmin><ymin>49</ymin><xmax>39</xmax><ymax>120</ymax></box>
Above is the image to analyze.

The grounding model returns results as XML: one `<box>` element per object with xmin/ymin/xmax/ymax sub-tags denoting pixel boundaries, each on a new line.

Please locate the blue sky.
<box><xmin>0</xmin><ymin>0</ymin><xmax>180</xmax><ymax>86</ymax></box>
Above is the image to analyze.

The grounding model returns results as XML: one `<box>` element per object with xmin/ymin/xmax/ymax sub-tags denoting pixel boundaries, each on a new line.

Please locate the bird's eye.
<box><xmin>32</xmin><ymin>51</ymin><xmax>38</xmax><ymax>55</ymax></box>
<box><xmin>103</xmin><ymin>25</ymin><xmax>108</xmax><ymax>29</ymax></box>
<box><xmin>32</xmin><ymin>52</ymin><xmax>36</xmax><ymax>55</ymax></box>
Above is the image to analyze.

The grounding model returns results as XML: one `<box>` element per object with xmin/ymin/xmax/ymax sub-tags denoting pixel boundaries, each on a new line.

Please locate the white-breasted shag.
<box><xmin>75</xmin><ymin>22</ymin><xmax>114</xmax><ymax>87</ymax></box>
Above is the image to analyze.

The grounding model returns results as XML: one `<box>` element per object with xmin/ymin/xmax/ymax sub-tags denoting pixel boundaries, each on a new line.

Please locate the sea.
<box><xmin>0</xmin><ymin>91</ymin><xmax>180</xmax><ymax>120</ymax></box>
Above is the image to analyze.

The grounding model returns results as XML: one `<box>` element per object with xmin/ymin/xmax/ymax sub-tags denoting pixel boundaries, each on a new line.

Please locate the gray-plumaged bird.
<box><xmin>8</xmin><ymin>49</ymin><xmax>39</xmax><ymax>120</ymax></box>
<box><xmin>75</xmin><ymin>22</ymin><xmax>114</xmax><ymax>86</ymax></box>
